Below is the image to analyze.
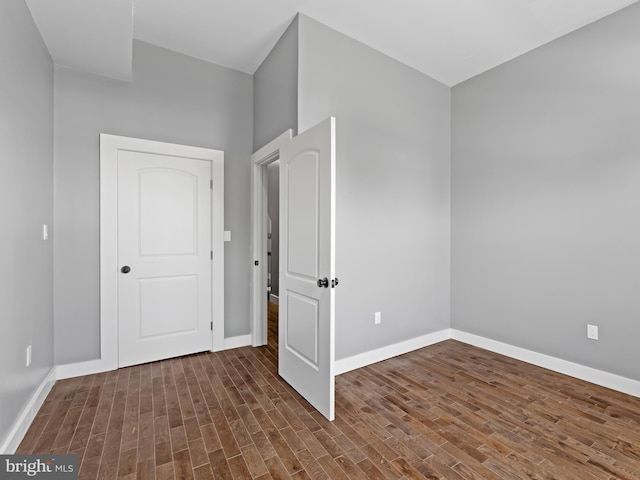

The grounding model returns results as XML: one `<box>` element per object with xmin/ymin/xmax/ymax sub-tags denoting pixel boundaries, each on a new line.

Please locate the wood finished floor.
<box><xmin>18</xmin><ymin>306</ymin><xmax>640</xmax><ymax>479</ymax></box>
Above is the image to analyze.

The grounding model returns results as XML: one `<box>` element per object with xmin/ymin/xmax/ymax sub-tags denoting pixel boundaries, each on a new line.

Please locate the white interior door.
<box><xmin>117</xmin><ymin>151</ymin><xmax>212</xmax><ymax>367</ymax></box>
<box><xmin>279</xmin><ymin>117</ymin><xmax>336</xmax><ymax>420</ymax></box>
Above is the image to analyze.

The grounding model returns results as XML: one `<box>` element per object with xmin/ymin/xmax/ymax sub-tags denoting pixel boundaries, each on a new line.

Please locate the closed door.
<box><xmin>279</xmin><ymin>117</ymin><xmax>336</xmax><ymax>421</ymax></box>
<box><xmin>117</xmin><ymin>151</ymin><xmax>212</xmax><ymax>367</ymax></box>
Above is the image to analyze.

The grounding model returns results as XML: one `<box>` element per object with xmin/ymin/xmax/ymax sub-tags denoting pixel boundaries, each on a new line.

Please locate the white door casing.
<box><xmin>100</xmin><ymin>134</ymin><xmax>224</xmax><ymax>371</ymax></box>
<box><xmin>250</xmin><ymin>130</ymin><xmax>293</xmax><ymax>347</ymax></box>
<box><xmin>278</xmin><ymin>117</ymin><xmax>336</xmax><ymax>421</ymax></box>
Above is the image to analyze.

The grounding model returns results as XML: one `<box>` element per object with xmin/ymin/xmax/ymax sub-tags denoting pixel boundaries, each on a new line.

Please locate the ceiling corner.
<box><xmin>25</xmin><ymin>0</ymin><xmax>133</xmax><ymax>81</ymax></box>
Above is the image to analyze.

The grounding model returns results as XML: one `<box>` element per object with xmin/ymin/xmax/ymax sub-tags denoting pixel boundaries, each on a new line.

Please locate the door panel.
<box><xmin>138</xmin><ymin>275</ymin><xmax>198</xmax><ymax>338</ymax></box>
<box><xmin>279</xmin><ymin>117</ymin><xmax>336</xmax><ymax>421</ymax></box>
<box><xmin>118</xmin><ymin>151</ymin><xmax>212</xmax><ymax>367</ymax></box>
<box><xmin>286</xmin><ymin>292</ymin><xmax>319</xmax><ymax>367</ymax></box>
<box><xmin>139</xmin><ymin>170</ymin><xmax>198</xmax><ymax>256</ymax></box>
<box><xmin>286</xmin><ymin>152</ymin><xmax>319</xmax><ymax>278</ymax></box>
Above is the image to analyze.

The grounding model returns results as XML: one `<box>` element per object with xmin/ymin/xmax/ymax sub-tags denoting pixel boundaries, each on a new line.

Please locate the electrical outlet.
<box><xmin>587</xmin><ymin>324</ymin><xmax>599</xmax><ymax>340</ymax></box>
<box><xmin>26</xmin><ymin>345</ymin><xmax>32</xmax><ymax>367</ymax></box>
<box><xmin>374</xmin><ymin>312</ymin><xmax>381</xmax><ymax>325</ymax></box>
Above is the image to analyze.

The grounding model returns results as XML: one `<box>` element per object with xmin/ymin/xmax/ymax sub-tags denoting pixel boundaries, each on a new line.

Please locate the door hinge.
<box><xmin>210</xmin><ymin>321</ymin><xmax>213</xmax><ymax>331</ymax></box>
<box><xmin>210</xmin><ymin>251</ymin><xmax>213</xmax><ymax>260</ymax></box>
<box><xmin>210</xmin><ymin>179</ymin><xmax>213</xmax><ymax>189</ymax></box>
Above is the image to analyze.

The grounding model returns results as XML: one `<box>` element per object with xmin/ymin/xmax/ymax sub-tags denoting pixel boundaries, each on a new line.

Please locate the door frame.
<box><xmin>250</xmin><ymin>130</ymin><xmax>293</xmax><ymax>346</ymax></box>
<box><xmin>100</xmin><ymin>134</ymin><xmax>225</xmax><ymax>371</ymax></box>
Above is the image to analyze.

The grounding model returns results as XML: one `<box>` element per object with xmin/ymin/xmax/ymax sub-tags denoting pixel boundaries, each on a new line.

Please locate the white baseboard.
<box><xmin>56</xmin><ymin>358</ymin><xmax>116</xmax><ymax>380</ymax></box>
<box><xmin>223</xmin><ymin>334</ymin><xmax>252</xmax><ymax>350</ymax></box>
<box><xmin>451</xmin><ymin>330</ymin><xmax>640</xmax><ymax>398</ymax></box>
<box><xmin>335</xmin><ymin>329</ymin><xmax>451</xmax><ymax>375</ymax></box>
<box><xmin>58</xmin><ymin>335</ymin><xmax>253</xmax><ymax>379</ymax></box>
<box><xmin>0</xmin><ymin>367</ymin><xmax>57</xmax><ymax>454</ymax></box>
<box><xmin>334</xmin><ymin>328</ymin><xmax>640</xmax><ymax>398</ymax></box>
<box><xmin>269</xmin><ymin>294</ymin><xmax>279</xmax><ymax>305</ymax></box>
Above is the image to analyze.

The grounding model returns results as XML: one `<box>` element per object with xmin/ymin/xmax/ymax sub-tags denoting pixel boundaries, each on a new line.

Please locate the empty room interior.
<box><xmin>2</xmin><ymin>0</ymin><xmax>640</xmax><ymax>478</ymax></box>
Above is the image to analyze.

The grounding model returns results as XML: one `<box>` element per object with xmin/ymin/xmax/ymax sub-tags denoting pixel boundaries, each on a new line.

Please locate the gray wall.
<box><xmin>253</xmin><ymin>16</ymin><xmax>297</xmax><ymax>301</ymax></box>
<box><xmin>0</xmin><ymin>0</ymin><xmax>54</xmax><ymax>448</ymax></box>
<box><xmin>297</xmin><ymin>16</ymin><xmax>451</xmax><ymax>360</ymax></box>
<box><xmin>451</xmin><ymin>3</ymin><xmax>640</xmax><ymax>380</ymax></box>
<box><xmin>54</xmin><ymin>41</ymin><xmax>253</xmax><ymax>364</ymax></box>
<box><xmin>253</xmin><ymin>16</ymin><xmax>298</xmax><ymax>151</ymax></box>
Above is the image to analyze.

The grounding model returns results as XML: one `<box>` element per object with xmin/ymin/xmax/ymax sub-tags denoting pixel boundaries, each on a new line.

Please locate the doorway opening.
<box><xmin>266</xmin><ymin>161</ymin><xmax>280</xmax><ymax>357</ymax></box>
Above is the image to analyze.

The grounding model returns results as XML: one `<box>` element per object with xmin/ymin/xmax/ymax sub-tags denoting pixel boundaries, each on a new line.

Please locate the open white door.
<box><xmin>279</xmin><ymin>117</ymin><xmax>336</xmax><ymax>420</ymax></box>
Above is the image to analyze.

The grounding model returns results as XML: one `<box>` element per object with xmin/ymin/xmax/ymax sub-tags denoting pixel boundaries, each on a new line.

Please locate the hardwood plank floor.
<box><xmin>17</xmin><ymin>311</ymin><xmax>640</xmax><ymax>478</ymax></box>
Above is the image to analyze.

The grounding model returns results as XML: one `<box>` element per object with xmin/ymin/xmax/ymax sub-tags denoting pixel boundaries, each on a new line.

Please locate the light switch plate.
<box><xmin>224</xmin><ymin>231</ymin><xmax>231</xmax><ymax>242</ymax></box>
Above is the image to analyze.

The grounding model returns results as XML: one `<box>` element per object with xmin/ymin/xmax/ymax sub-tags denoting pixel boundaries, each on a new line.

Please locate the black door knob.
<box><xmin>121</xmin><ymin>265</ymin><xmax>131</xmax><ymax>274</ymax></box>
<box><xmin>317</xmin><ymin>277</ymin><xmax>329</xmax><ymax>288</ymax></box>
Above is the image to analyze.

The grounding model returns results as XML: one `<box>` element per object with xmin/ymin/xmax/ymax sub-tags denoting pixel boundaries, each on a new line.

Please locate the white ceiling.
<box><xmin>25</xmin><ymin>0</ymin><xmax>639</xmax><ymax>86</ymax></box>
